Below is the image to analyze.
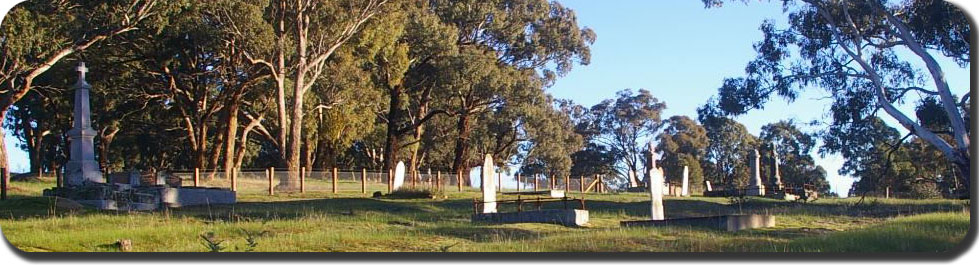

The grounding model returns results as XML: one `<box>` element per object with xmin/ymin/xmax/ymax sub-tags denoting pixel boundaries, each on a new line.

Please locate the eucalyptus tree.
<box><xmin>0</xmin><ymin>0</ymin><xmax>164</xmax><ymax>171</ymax></box>
<box><xmin>698</xmin><ymin>103</ymin><xmax>760</xmax><ymax>188</ymax></box>
<box><xmin>430</xmin><ymin>0</ymin><xmax>595</xmax><ymax>183</ymax></box>
<box><xmin>355</xmin><ymin>1</ymin><xmax>457</xmax><ymax>173</ymax></box>
<box><xmin>758</xmin><ymin>120</ymin><xmax>830</xmax><ymax>194</ymax></box>
<box><xmin>219</xmin><ymin>0</ymin><xmax>390</xmax><ymax>189</ymax></box>
<box><xmin>516</xmin><ymin>96</ymin><xmax>584</xmax><ymax>183</ymax></box>
<box><xmin>703</xmin><ymin>0</ymin><xmax>971</xmax><ymax>192</ymax></box>
<box><xmin>588</xmin><ymin>89</ymin><xmax>667</xmax><ymax>187</ymax></box>
<box><xmin>656</xmin><ymin>115</ymin><xmax>708</xmax><ymax>193</ymax></box>
<box><xmin>302</xmin><ymin>45</ymin><xmax>380</xmax><ymax>169</ymax></box>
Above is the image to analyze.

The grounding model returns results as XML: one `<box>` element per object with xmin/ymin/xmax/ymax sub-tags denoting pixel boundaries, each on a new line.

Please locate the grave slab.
<box><xmin>160</xmin><ymin>187</ymin><xmax>237</xmax><ymax>207</ymax></box>
<box><xmin>473</xmin><ymin>209</ymin><xmax>589</xmax><ymax>227</ymax></box>
<box><xmin>621</xmin><ymin>214</ymin><xmax>776</xmax><ymax>232</ymax></box>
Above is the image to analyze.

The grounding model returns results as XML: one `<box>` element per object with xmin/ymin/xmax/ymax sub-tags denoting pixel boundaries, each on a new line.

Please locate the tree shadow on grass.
<box><xmin>168</xmin><ymin>197</ymin><xmax>484</xmax><ymax>224</ymax></box>
<box><xmin>419</xmin><ymin>226</ymin><xmax>544</xmax><ymax>243</ymax></box>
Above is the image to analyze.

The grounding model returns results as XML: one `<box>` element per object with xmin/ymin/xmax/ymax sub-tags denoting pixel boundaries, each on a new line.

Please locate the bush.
<box><xmin>385</xmin><ymin>187</ymin><xmax>445</xmax><ymax>199</ymax></box>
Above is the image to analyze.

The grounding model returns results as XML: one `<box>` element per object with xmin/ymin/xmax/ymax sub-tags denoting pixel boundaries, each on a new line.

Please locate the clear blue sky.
<box><xmin>2</xmin><ymin>0</ymin><xmax>970</xmax><ymax>197</ymax></box>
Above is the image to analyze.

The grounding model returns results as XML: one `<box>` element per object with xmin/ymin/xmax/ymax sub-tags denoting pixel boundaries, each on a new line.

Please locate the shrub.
<box><xmin>385</xmin><ymin>187</ymin><xmax>445</xmax><ymax>199</ymax></box>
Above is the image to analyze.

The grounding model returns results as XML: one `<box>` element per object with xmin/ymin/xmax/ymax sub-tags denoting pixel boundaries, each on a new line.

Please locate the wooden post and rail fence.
<box><xmin>4</xmin><ymin>166</ymin><xmax>613</xmax><ymax>199</ymax></box>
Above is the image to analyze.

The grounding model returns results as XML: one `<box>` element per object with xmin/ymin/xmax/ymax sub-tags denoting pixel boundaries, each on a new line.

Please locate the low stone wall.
<box><xmin>44</xmin><ymin>184</ymin><xmax>236</xmax><ymax>210</ymax></box>
<box><xmin>472</xmin><ymin>209</ymin><xmax>589</xmax><ymax>227</ymax></box>
<box><xmin>620</xmin><ymin>214</ymin><xmax>775</xmax><ymax>232</ymax></box>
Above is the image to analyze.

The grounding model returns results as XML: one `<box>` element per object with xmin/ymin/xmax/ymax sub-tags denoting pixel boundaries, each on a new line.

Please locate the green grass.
<box><xmin>0</xmin><ymin>177</ymin><xmax>970</xmax><ymax>252</ymax></box>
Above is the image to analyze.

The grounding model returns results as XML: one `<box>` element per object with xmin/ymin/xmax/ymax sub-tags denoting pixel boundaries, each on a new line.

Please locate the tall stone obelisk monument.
<box><xmin>65</xmin><ymin>62</ymin><xmax>103</xmax><ymax>186</ymax></box>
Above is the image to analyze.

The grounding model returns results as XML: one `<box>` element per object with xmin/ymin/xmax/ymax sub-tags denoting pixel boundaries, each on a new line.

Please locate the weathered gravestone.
<box><xmin>770</xmin><ymin>146</ymin><xmax>783</xmax><ymax>190</ymax></box>
<box><xmin>392</xmin><ymin>161</ymin><xmax>406</xmax><ymax>189</ymax></box>
<box><xmin>747</xmin><ymin>149</ymin><xmax>766</xmax><ymax>196</ymax></box>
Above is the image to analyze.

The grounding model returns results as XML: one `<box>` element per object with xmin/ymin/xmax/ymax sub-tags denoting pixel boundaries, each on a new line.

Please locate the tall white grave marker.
<box><xmin>66</xmin><ymin>62</ymin><xmax>104</xmax><ymax>186</ymax></box>
<box><xmin>392</xmin><ymin>161</ymin><xmax>406</xmax><ymax>189</ymax></box>
<box><xmin>681</xmin><ymin>166</ymin><xmax>690</xmax><ymax>197</ymax></box>
<box><xmin>747</xmin><ymin>149</ymin><xmax>765</xmax><ymax>196</ymax></box>
<box><xmin>481</xmin><ymin>154</ymin><xmax>497</xmax><ymax>213</ymax></box>
<box><xmin>649</xmin><ymin>167</ymin><xmax>665</xmax><ymax>220</ymax></box>
<box><xmin>647</xmin><ymin>141</ymin><xmax>665</xmax><ymax>220</ymax></box>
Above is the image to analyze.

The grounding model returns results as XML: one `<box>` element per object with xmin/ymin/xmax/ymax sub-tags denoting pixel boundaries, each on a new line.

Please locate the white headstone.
<box><xmin>681</xmin><ymin>166</ymin><xmax>689</xmax><ymax>197</ymax></box>
<box><xmin>705</xmin><ymin>180</ymin><xmax>713</xmax><ymax>192</ymax></box>
<box><xmin>649</xmin><ymin>166</ymin><xmax>665</xmax><ymax>220</ymax></box>
<box><xmin>392</xmin><ymin>161</ymin><xmax>406</xmax><ymax>189</ymax></box>
<box><xmin>481</xmin><ymin>154</ymin><xmax>497</xmax><ymax>213</ymax></box>
<box><xmin>748</xmin><ymin>149</ymin><xmax>765</xmax><ymax>196</ymax></box>
<box><xmin>66</xmin><ymin>62</ymin><xmax>104</xmax><ymax>186</ymax></box>
<box><xmin>771</xmin><ymin>146</ymin><xmax>783</xmax><ymax>189</ymax></box>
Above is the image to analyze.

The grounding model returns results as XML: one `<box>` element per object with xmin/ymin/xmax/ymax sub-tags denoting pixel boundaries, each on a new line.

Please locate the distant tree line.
<box><xmin>0</xmin><ymin>0</ymin><xmax>966</xmax><ymax>198</ymax></box>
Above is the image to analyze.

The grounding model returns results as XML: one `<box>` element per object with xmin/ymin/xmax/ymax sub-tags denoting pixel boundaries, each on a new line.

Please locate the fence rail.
<box><xmin>168</xmin><ymin>168</ymin><xmax>612</xmax><ymax>196</ymax></box>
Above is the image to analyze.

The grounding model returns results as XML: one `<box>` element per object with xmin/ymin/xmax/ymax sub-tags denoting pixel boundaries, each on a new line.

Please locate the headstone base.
<box><xmin>746</xmin><ymin>185</ymin><xmax>766</xmax><ymax>196</ymax></box>
<box><xmin>472</xmin><ymin>209</ymin><xmax>589</xmax><ymax>227</ymax></box>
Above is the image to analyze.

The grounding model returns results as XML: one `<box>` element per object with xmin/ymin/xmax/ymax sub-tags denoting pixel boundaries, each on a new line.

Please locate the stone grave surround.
<box><xmin>620</xmin><ymin>146</ymin><xmax>776</xmax><ymax>231</ymax></box>
<box><xmin>392</xmin><ymin>161</ymin><xmax>406</xmax><ymax>189</ymax></box>
<box><xmin>472</xmin><ymin>154</ymin><xmax>588</xmax><ymax>227</ymax></box>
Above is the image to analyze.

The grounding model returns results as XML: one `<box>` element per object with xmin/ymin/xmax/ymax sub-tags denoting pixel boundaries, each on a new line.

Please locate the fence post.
<box><xmin>497</xmin><ymin>171</ymin><xmax>502</xmax><ymax>191</ymax></box>
<box><xmin>388</xmin><ymin>168</ymin><xmax>393</xmax><ymax>193</ymax></box>
<box><xmin>580</xmin><ymin>175</ymin><xmax>585</xmax><ymax>193</ymax></box>
<box><xmin>300</xmin><ymin>167</ymin><xmax>306</xmax><ymax>194</ymax></box>
<box><xmin>1</xmin><ymin>167</ymin><xmax>8</xmax><ymax>200</ymax></box>
<box><xmin>565</xmin><ymin>175</ymin><xmax>570</xmax><ymax>193</ymax></box>
<box><xmin>456</xmin><ymin>170</ymin><xmax>462</xmax><ymax>192</ymax></box>
<box><xmin>268</xmin><ymin>167</ymin><xmax>275</xmax><ymax>196</ymax></box>
<box><xmin>56</xmin><ymin>166</ymin><xmax>64</xmax><ymax>188</ymax></box>
<box><xmin>332</xmin><ymin>167</ymin><xmax>338</xmax><ymax>194</ymax></box>
<box><xmin>598</xmin><ymin>175</ymin><xmax>605</xmax><ymax>193</ymax></box>
<box><xmin>516</xmin><ymin>174</ymin><xmax>522</xmax><ymax>192</ymax></box>
<box><xmin>231</xmin><ymin>168</ymin><xmax>238</xmax><ymax>192</ymax></box>
<box><xmin>361</xmin><ymin>168</ymin><xmax>367</xmax><ymax>194</ymax></box>
<box><xmin>534</xmin><ymin>174</ymin><xmax>539</xmax><ymax>192</ymax></box>
<box><xmin>194</xmin><ymin>168</ymin><xmax>200</xmax><ymax>187</ymax></box>
<box><xmin>436</xmin><ymin>171</ymin><xmax>442</xmax><ymax>191</ymax></box>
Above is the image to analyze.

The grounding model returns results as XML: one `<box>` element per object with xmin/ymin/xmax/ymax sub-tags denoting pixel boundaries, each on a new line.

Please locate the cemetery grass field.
<box><xmin>0</xmin><ymin>176</ymin><xmax>971</xmax><ymax>252</ymax></box>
